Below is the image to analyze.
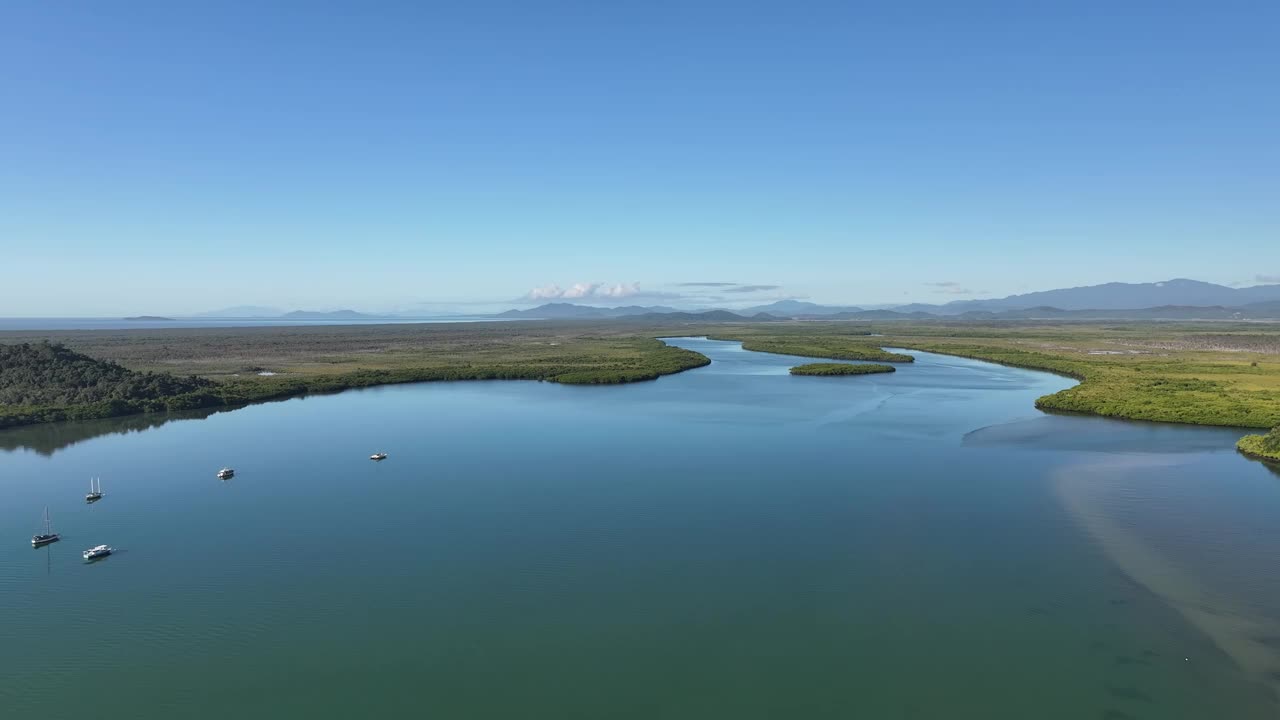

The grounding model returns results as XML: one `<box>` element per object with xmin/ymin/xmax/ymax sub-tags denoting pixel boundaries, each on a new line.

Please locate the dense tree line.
<box><xmin>0</xmin><ymin>340</ymin><xmax>712</xmax><ymax>430</ymax></box>
<box><xmin>0</xmin><ymin>342</ymin><xmax>213</xmax><ymax>406</ymax></box>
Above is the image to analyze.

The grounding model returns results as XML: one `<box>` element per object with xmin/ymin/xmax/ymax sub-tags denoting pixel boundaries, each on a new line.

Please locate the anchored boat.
<box><xmin>31</xmin><ymin>506</ymin><xmax>60</xmax><ymax>547</ymax></box>
<box><xmin>83</xmin><ymin>544</ymin><xmax>113</xmax><ymax>561</ymax></box>
<box><xmin>85</xmin><ymin>477</ymin><xmax>103</xmax><ymax>503</ymax></box>
<box><xmin>217</xmin><ymin>467</ymin><xmax>235</xmax><ymax>480</ymax></box>
<box><xmin>370</xmin><ymin>452</ymin><xmax>388</xmax><ymax>461</ymax></box>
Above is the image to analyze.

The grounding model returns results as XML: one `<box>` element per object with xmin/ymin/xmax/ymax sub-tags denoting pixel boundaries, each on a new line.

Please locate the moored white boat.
<box><xmin>83</xmin><ymin>544</ymin><xmax>113</xmax><ymax>560</ymax></box>
<box><xmin>217</xmin><ymin>467</ymin><xmax>235</xmax><ymax>479</ymax></box>
<box><xmin>370</xmin><ymin>452</ymin><xmax>387</xmax><ymax>461</ymax></box>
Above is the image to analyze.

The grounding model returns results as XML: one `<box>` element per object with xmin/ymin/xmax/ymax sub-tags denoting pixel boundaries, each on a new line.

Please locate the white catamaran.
<box><xmin>83</xmin><ymin>544</ymin><xmax>113</xmax><ymax>561</ymax></box>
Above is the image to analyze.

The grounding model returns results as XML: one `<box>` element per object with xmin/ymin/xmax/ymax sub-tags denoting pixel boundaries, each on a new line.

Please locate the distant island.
<box><xmin>790</xmin><ymin>363</ymin><xmax>896</xmax><ymax>376</ymax></box>
<box><xmin>186</xmin><ymin>307</ymin><xmax>373</xmax><ymax>320</ymax></box>
<box><xmin>280</xmin><ymin>310</ymin><xmax>373</xmax><ymax>320</ymax></box>
<box><xmin>124</xmin><ymin>316</ymin><xmax>174</xmax><ymax>321</ymax></box>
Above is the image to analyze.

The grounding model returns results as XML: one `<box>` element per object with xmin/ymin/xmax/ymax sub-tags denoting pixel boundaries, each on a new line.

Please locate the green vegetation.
<box><xmin>0</xmin><ymin>342</ymin><xmax>214</xmax><ymax>406</ymax></box>
<box><xmin>0</xmin><ymin>342</ymin><xmax>222</xmax><ymax>427</ymax></box>
<box><xmin>5</xmin><ymin>318</ymin><xmax>1280</xmax><ymax>439</ymax></box>
<box><xmin>890</xmin><ymin>341</ymin><xmax>1280</xmax><ymax>428</ymax></box>
<box><xmin>0</xmin><ymin>334</ymin><xmax>709</xmax><ymax>430</ymax></box>
<box><xmin>1237</xmin><ymin>427</ymin><xmax>1280</xmax><ymax>463</ymax></box>
<box><xmin>706</xmin><ymin>321</ymin><xmax>1280</xmax><ymax>430</ymax></box>
<box><xmin>717</xmin><ymin>336</ymin><xmax>914</xmax><ymax>363</ymax></box>
<box><xmin>790</xmin><ymin>363</ymin><xmax>895</xmax><ymax>376</ymax></box>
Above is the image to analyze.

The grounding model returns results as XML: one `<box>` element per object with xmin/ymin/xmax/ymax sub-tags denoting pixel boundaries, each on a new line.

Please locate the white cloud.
<box><xmin>525</xmin><ymin>282</ymin><xmax>654</xmax><ymax>301</ymax></box>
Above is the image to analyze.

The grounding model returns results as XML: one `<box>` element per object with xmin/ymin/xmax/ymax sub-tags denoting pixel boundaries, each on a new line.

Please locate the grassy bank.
<box><xmin>790</xmin><ymin>363</ymin><xmax>896</xmax><ymax>376</ymax></box>
<box><xmin>706</xmin><ymin>321</ymin><xmax>1280</xmax><ymax>430</ymax></box>
<box><xmin>0</xmin><ymin>330</ymin><xmax>709</xmax><ymax>430</ymax></box>
<box><xmin>5</xmin><ymin>319</ymin><xmax>1280</xmax><ymax>434</ymax></box>
<box><xmin>894</xmin><ymin>341</ymin><xmax>1280</xmax><ymax>428</ymax></box>
<box><xmin>713</xmin><ymin>336</ymin><xmax>914</xmax><ymax>363</ymax></box>
<box><xmin>1237</xmin><ymin>428</ymin><xmax>1280</xmax><ymax>463</ymax></box>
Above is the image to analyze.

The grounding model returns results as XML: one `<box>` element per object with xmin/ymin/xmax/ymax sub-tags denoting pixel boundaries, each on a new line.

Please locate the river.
<box><xmin>1</xmin><ymin>337</ymin><xmax>1277</xmax><ymax>718</ymax></box>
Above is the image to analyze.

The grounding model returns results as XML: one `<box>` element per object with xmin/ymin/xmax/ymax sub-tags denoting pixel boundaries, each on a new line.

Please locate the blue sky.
<box><xmin>2</xmin><ymin>1</ymin><xmax>1276</xmax><ymax>315</ymax></box>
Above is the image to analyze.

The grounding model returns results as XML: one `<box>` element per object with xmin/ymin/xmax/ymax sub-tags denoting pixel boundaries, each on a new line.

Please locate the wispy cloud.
<box><xmin>675</xmin><ymin>282</ymin><xmax>737</xmax><ymax>287</ymax></box>
<box><xmin>524</xmin><ymin>282</ymin><xmax>678</xmax><ymax>302</ymax></box>
<box><xmin>1256</xmin><ymin>274</ymin><xmax>1280</xmax><ymax>284</ymax></box>
<box><xmin>724</xmin><ymin>284</ymin><xmax>781</xmax><ymax>293</ymax></box>
<box><xmin>925</xmin><ymin>281</ymin><xmax>975</xmax><ymax>295</ymax></box>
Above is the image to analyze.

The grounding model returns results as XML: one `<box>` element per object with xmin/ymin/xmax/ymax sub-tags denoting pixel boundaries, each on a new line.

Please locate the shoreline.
<box><xmin>3</xmin><ymin>327</ymin><xmax>1277</xmax><ymax>438</ymax></box>
<box><xmin>889</xmin><ymin>345</ymin><xmax>1275</xmax><ymax>430</ymax></box>
<box><xmin>0</xmin><ymin>342</ymin><xmax>712</xmax><ymax>431</ymax></box>
<box><xmin>1235</xmin><ymin>435</ymin><xmax>1280</xmax><ymax>464</ymax></box>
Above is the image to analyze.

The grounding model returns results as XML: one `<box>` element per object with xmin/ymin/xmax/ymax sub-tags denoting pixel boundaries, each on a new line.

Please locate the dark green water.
<box><xmin>2</xmin><ymin>338</ymin><xmax>1278</xmax><ymax>719</ymax></box>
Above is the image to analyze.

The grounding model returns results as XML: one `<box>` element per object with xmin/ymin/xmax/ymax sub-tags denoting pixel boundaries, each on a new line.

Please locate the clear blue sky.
<box><xmin>2</xmin><ymin>1</ymin><xmax>1276</xmax><ymax>315</ymax></box>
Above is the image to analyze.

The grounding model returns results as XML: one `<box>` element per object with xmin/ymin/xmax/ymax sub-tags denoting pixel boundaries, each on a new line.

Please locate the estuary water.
<box><xmin>1</xmin><ymin>337</ymin><xmax>1278</xmax><ymax>719</ymax></box>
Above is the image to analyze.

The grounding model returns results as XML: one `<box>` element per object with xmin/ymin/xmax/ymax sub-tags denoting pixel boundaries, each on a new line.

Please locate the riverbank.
<box><xmin>706</xmin><ymin>324</ymin><xmax>1280</xmax><ymax>430</ymax></box>
<box><xmin>5</xmin><ymin>319</ymin><xmax>1280</xmax><ymax>433</ymax></box>
<box><xmin>1236</xmin><ymin>430</ymin><xmax>1280</xmax><ymax>463</ymax></box>
<box><xmin>714</xmin><ymin>335</ymin><xmax>914</xmax><ymax>363</ymax></box>
<box><xmin>0</xmin><ymin>329</ymin><xmax>711</xmax><ymax>429</ymax></box>
<box><xmin>894</xmin><ymin>342</ymin><xmax>1279</xmax><ymax>429</ymax></box>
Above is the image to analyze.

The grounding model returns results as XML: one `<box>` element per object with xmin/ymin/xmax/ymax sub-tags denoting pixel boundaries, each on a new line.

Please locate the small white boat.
<box><xmin>217</xmin><ymin>467</ymin><xmax>235</xmax><ymax>480</ymax></box>
<box><xmin>32</xmin><ymin>506</ymin><xmax>60</xmax><ymax>547</ymax></box>
<box><xmin>85</xmin><ymin>477</ymin><xmax>103</xmax><ymax>502</ymax></box>
<box><xmin>370</xmin><ymin>452</ymin><xmax>388</xmax><ymax>461</ymax></box>
<box><xmin>83</xmin><ymin>544</ymin><xmax>113</xmax><ymax>561</ymax></box>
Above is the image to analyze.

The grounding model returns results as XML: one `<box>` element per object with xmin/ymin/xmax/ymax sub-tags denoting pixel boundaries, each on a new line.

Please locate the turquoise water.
<box><xmin>2</xmin><ymin>338</ymin><xmax>1278</xmax><ymax>718</ymax></box>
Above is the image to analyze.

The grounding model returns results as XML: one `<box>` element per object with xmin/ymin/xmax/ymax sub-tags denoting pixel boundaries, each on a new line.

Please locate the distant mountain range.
<box><xmin>913</xmin><ymin>279</ymin><xmax>1280</xmax><ymax>314</ymax></box>
<box><xmin>747</xmin><ymin>279</ymin><xmax>1280</xmax><ymax>318</ymax></box>
<box><xmin>279</xmin><ymin>310</ymin><xmax>373</xmax><ymax>320</ymax></box>
<box><xmin>738</xmin><ymin>300</ymin><xmax>865</xmax><ymax>316</ymax></box>
<box><xmin>496</xmin><ymin>280</ymin><xmax>1280</xmax><ymax>321</ymax></box>
<box><xmin>181</xmin><ymin>279</ymin><xmax>1280</xmax><ymax>323</ymax></box>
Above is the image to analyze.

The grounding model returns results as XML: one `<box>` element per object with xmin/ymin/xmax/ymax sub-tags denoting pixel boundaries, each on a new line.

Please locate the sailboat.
<box><xmin>32</xmin><ymin>506</ymin><xmax>60</xmax><ymax>547</ymax></box>
<box><xmin>85</xmin><ymin>477</ymin><xmax>103</xmax><ymax>503</ymax></box>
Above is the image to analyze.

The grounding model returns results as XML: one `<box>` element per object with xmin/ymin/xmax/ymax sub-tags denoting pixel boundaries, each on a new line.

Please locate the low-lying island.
<box><xmin>789</xmin><ymin>362</ymin><xmax>896</xmax><ymax>376</ymax></box>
